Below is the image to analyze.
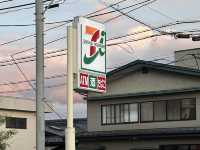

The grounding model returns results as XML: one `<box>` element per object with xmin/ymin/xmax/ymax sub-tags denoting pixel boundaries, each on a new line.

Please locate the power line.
<box><xmin>107</xmin><ymin>0</ymin><xmax>162</xmax><ymax>33</ymax></box>
<box><xmin>0</xmin><ymin>27</ymin><xmax>198</xmax><ymax>66</ymax></box>
<box><xmin>0</xmin><ymin>73</ymin><xmax>66</xmax><ymax>86</ymax></box>
<box><xmin>1</xmin><ymin>22</ymin><xmax>69</xmax><ymax>50</ymax></box>
<box><xmin>0</xmin><ymin>51</ymin><xmax>66</xmax><ymax>67</ymax></box>
<box><xmin>104</xmin><ymin>0</ymin><xmax>158</xmax><ymax>23</ymax></box>
<box><xmin>11</xmin><ymin>55</ymin><xmax>34</xmax><ymax>89</ymax></box>
<box><xmin>11</xmin><ymin>54</ymin><xmax>63</xmax><ymax>119</ymax></box>
<box><xmin>0</xmin><ymin>0</ymin><xmax>127</xmax><ymax>25</ymax></box>
<box><xmin>0</xmin><ymin>6</ymin><xmax>35</xmax><ymax>15</ymax></box>
<box><xmin>0</xmin><ymin>74</ymin><xmax>67</xmax><ymax>86</ymax></box>
<box><xmin>107</xmin><ymin>33</ymin><xmax>167</xmax><ymax>46</ymax></box>
<box><xmin>107</xmin><ymin>19</ymin><xmax>200</xmax><ymax>41</ymax></box>
<box><xmin>0</xmin><ymin>48</ymin><xmax>66</xmax><ymax>64</ymax></box>
<box><xmin>148</xmin><ymin>6</ymin><xmax>176</xmax><ymax>21</ymax></box>
<box><xmin>85</xmin><ymin>0</ymin><xmax>129</xmax><ymax>17</ymax></box>
<box><xmin>0</xmin><ymin>0</ymin><xmax>50</xmax><ymax>11</ymax></box>
<box><xmin>0</xmin><ymin>0</ymin><xmax>13</xmax><ymax>4</ymax></box>
<box><xmin>12</xmin><ymin>36</ymin><xmax>66</xmax><ymax>56</ymax></box>
<box><xmin>0</xmin><ymin>82</ymin><xmax>66</xmax><ymax>93</ymax></box>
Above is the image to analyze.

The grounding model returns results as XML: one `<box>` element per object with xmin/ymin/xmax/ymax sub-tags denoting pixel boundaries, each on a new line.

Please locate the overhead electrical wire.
<box><xmin>104</xmin><ymin>0</ymin><xmax>158</xmax><ymax>23</ymax></box>
<box><xmin>0</xmin><ymin>48</ymin><xmax>66</xmax><ymax>64</ymax></box>
<box><xmin>0</xmin><ymin>73</ymin><xmax>66</xmax><ymax>86</ymax></box>
<box><xmin>147</xmin><ymin>6</ymin><xmax>176</xmax><ymax>21</ymax></box>
<box><xmin>0</xmin><ymin>51</ymin><xmax>66</xmax><ymax>67</ymax></box>
<box><xmin>0</xmin><ymin>82</ymin><xmax>66</xmax><ymax>94</ymax></box>
<box><xmin>0</xmin><ymin>0</ymin><xmax>127</xmax><ymax>25</ymax></box>
<box><xmin>106</xmin><ymin>0</ymin><xmax>163</xmax><ymax>33</ymax></box>
<box><xmin>0</xmin><ymin>0</ymin><xmax>13</xmax><ymax>4</ymax></box>
<box><xmin>85</xmin><ymin>0</ymin><xmax>129</xmax><ymax>17</ymax></box>
<box><xmin>0</xmin><ymin>0</ymin><xmax>136</xmax><ymax>119</ymax></box>
<box><xmin>1</xmin><ymin>22</ymin><xmax>69</xmax><ymax>49</ymax></box>
<box><xmin>6</xmin><ymin>18</ymin><xmax>200</xmax><ymax>57</ymax></box>
<box><xmin>11</xmin><ymin>53</ymin><xmax>64</xmax><ymax>119</ymax></box>
<box><xmin>0</xmin><ymin>0</ymin><xmax>51</xmax><ymax>11</ymax></box>
<box><xmin>107</xmin><ymin>19</ymin><xmax>200</xmax><ymax>42</ymax></box>
<box><xmin>0</xmin><ymin>6</ymin><xmax>35</xmax><ymax>15</ymax></box>
<box><xmin>0</xmin><ymin>0</ymin><xmax>155</xmax><ymax>26</ymax></box>
<box><xmin>0</xmin><ymin>74</ymin><xmax>67</xmax><ymax>86</ymax></box>
<box><xmin>0</xmin><ymin>27</ymin><xmax>199</xmax><ymax>67</ymax></box>
<box><xmin>107</xmin><ymin>33</ymin><xmax>166</xmax><ymax>46</ymax></box>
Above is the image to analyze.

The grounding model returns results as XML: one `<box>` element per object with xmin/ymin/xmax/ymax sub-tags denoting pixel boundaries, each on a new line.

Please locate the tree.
<box><xmin>0</xmin><ymin>117</ymin><xmax>16</xmax><ymax>150</ymax></box>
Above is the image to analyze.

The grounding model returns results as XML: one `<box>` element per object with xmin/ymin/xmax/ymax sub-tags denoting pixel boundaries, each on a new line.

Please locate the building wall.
<box><xmin>88</xmin><ymin>92</ymin><xmax>200</xmax><ymax>131</ymax></box>
<box><xmin>87</xmin><ymin>68</ymin><xmax>200</xmax><ymax>132</ymax></box>
<box><xmin>89</xmin><ymin>69</ymin><xmax>200</xmax><ymax>97</ymax></box>
<box><xmin>0</xmin><ymin>110</ymin><xmax>36</xmax><ymax>150</ymax></box>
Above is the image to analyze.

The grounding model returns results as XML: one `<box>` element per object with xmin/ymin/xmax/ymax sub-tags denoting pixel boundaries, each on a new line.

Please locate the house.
<box><xmin>77</xmin><ymin>48</ymin><xmax>200</xmax><ymax>150</ymax></box>
<box><xmin>45</xmin><ymin>118</ymin><xmax>87</xmax><ymax>150</ymax></box>
<box><xmin>0</xmin><ymin>96</ymin><xmax>50</xmax><ymax>150</ymax></box>
<box><xmin>46</xmin><ymin>48</ymin><xmax>200</xmax><ymax>150</ymax></box>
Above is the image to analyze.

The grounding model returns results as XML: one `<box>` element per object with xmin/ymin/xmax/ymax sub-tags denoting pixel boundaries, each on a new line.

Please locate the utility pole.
<box><xmin>35</xmin><ymin>0</ymin><xmax>45</xmax><ymax>149</ymax></box>
<box><xmin>66</xmin><ymin>25</ymin><xmax>75</xmax><ymax>150</ymax></box>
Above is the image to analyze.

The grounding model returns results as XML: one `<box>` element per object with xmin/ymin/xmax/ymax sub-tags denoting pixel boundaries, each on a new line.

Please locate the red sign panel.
<box><xmin>79</xmin><ymin>71</ymin><xmax>106</xmax><ymax>93</ymax></box>
<box><xmin>97</xmin><ymin>76</ymin><xmax>106</xmax><ymax>91</ymax></box>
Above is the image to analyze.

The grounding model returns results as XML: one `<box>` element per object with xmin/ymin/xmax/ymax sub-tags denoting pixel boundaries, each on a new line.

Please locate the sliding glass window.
<box><xmin>101</xmin><ymin>103</ymin><xmax>138</xmax><ymax>125</ymax></box>
<box><xmin>140</xmin><ymin>98</ymin><xmax>196</xmax><ymax>123</ymax></box>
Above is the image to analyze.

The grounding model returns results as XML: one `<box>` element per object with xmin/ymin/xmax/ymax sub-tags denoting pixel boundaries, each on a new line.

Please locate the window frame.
<box><xmin>6</xmin><ymin>117</ymin><xmax>27</xmax><ymax>129</ymax></box>
<box><xmin>140</xmin><ymin>98</ymin><xmax>196</xmax><ymax>123</ymax></box>
<box><xmin>101</xmin><ymin>103</ymin><xmax>139</xmax><ymax>125</ymax></box>
<box><xmin>140</xmin><ymin>101</ymin><xmax>154</xmax><ymax>123</ymax></box>
<box><xmin>101</xmin><ymin>98</ymin><xmax>196</xmax><ymax>125</ymax></box>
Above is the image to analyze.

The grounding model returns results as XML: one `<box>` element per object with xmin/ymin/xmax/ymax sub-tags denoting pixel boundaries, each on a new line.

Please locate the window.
<box><xmin>140</xmin><ymin>98</ymin><xmax>196</xmax><ymax>123</ymax></box>
<box><xmin>106</xmin><ymin>106</ymin><xmax>111</xmax><ymax>124</ymax></box>
<box><xmin>110</xmin><ymin>105</ymin><xmax>115</xmax><ymax>124</ymax></box>
<box><xmin>181</xmin><ymin>99</ymin><xmax>196</xmax><ymax>120</ymax></box>
<box><xmin>124</xmin><ymin>104</ymin><xmax>129</xmax><ymax>122</ymax></box>
<box><xmin>130</xmin><ymin>104</ymin><xmax>138</xmax><ymax>122</ymax></box>
<box><xmin>102</xmin><ymin>106</ymin><xmax>107</xmax><ymax>124</ymax></box>
<box><xmin>154</xmin><ymin>101</ymin><xmax>166</xmax><ymax>121</ymax></box>
<box><xmin>101</xmin><ymin>98</ymin><xmax>196</xmax><ymax>125</ymax></box>
<box><xmin>6</xmin><ymin>117</ymin><xmax>27</xmax><ymax>129</ymax></box>
<box><xmin>115</xmin><ymin>105</ymin><xmax>120</xmax><ymax>123</ymax></box>
<box><xmin>141</xmin><ymin>102</ymin><xmax>153</xmax><ymax>122</ymax></box>
<box><xmin>167</xmin><ymin>100</ymin><xmax>181</xmax><ymax>121</ymax></box>
<box><xmin>101</xmin><ymin>103</ymin><xmax>138</xmax><ymax>125</ymax></box>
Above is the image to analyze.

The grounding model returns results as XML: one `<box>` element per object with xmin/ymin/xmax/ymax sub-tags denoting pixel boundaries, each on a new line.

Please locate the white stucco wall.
<box><xmin>0</xmin><ymin>110</ymin><xmax>36</xmax><ymax>150</ymax></box>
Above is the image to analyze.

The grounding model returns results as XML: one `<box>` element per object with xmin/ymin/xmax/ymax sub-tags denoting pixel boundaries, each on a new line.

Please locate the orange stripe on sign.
<box><xmin>86</xmin><ymin>25</ymin><xmax>97</xmax><ymax>35</ymax></box>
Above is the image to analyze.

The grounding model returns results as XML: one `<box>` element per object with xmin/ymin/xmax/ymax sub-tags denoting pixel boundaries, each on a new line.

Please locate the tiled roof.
<box><xmin>77</xmin><ymin>127</ymin><xmax>200</xmax><ymax>141</ymax></box>
<box><xmin>107</xmin><ymin>60</ymin><xmax>200</xmax><ymax>78</ymax></box>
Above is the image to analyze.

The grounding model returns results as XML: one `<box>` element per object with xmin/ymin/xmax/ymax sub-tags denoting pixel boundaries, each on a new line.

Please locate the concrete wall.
<box><xmin>175</xmin><ymin>48</ymin><xmax>200</xmax><ymax>69</ymax></box>
<box><xmin>0</xmin><ymin>110</ymin><xmax>36</xmax><ymax>150</ymax></box>
<box><xmin>88</xmin><ymin>92</ymin><xmax>200</xmax><ymax>131</ymax></box>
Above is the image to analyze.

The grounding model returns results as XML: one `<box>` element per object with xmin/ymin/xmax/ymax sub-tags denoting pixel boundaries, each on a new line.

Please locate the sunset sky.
<box><xmin>0</xmin><ymin>0</ymin><xmax>199</xmax><ymax>119</ymax></box>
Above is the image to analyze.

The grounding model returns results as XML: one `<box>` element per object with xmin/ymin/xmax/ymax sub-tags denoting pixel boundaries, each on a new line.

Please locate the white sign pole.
<box><xmin>65</xmin><ymin>25</ymin><xmax>75</xmax><ymax>150</ymax></box>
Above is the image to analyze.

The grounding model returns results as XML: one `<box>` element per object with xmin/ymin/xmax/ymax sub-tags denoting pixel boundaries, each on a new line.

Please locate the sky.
<box><xmin>0</xmin><ymin>0</ymin><xmax>200</xmax><ymax>119</ymax></box>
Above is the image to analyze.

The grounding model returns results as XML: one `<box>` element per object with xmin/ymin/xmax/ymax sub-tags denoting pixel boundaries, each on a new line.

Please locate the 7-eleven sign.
<box><xmin>74</xmin><ymin>17</ymin><xmax>106</xmax><ymax>93</ymax></box>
